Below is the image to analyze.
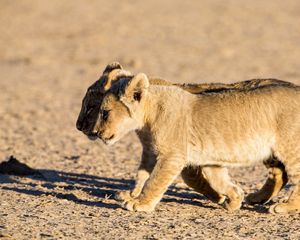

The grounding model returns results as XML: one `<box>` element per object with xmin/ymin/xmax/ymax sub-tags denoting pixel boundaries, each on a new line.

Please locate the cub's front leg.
<box><xmin>115</xmin><ymin>148</ymin><xmax>156</xmax><ymax>202</ymax></box>
<box><xmin>123</xmin><ymin>155</ymin><xmax>184</xmax><ymax>212</ymax></box>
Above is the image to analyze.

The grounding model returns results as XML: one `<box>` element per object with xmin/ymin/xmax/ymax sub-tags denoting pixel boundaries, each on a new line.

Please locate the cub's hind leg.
<box><xmin>201</xmin><ymin>166</ymin><xmax>244</xmax><ymax>211</ymax></box>
<box><xmin>246</xmin><ymin>157</ymin><xmax>288</xmax><ymax>205</ymax></box>
<box><xmin>269</xmin><ymin>181</ymin><xmax>300</xmax><ymax>214</ymax></box>
<box><xmin>181</xmin><ymin>166</ymin><xmax>226</xmax><ymax>204</ymax></box>
<box><xmin>269</xmin><ymin>159</ymin><xmax>300</xmax><ymax>213</ymax></box>
<box><xmin>270</xmin><ymin>137</ymin><xmax>300</xmax><ymax>214</ymax></box>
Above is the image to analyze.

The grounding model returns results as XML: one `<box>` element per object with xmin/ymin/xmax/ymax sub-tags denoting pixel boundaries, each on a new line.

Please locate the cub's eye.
<box><xmin>102</xmin><ymin>110</ymin><xmax>110</xmax><ymax>121</ymax></box>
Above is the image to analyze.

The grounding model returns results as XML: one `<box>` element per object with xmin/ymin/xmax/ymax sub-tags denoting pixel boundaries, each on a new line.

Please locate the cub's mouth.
<box><xmin>102</xmin><ymin>134</ymin><xmax>116</xmax><ymax>145</ymax></box>
<box><xmin>84</xmin><ymin>130</ymin><xmax>116</xmax><ymax>144</ymax></box>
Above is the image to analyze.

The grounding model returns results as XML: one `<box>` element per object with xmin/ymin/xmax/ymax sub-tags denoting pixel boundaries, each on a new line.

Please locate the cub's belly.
<box><xmin>187</xmin><ymin>136</ymin><xmax>275</xmax><ymax>167</ymax></box>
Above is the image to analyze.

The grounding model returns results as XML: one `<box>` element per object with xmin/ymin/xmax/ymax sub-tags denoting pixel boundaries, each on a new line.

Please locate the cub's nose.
<box><xmin>76</xmin><ymin>120</ymin><xmax>83</xmax><ymax>131</ymax></box>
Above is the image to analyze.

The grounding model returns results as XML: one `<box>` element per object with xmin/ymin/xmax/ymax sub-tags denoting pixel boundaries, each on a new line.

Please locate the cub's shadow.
<box><xmin>1</xmin><ymin>168</ymin><xmax>213</xmax><ymax>210</ymax></box>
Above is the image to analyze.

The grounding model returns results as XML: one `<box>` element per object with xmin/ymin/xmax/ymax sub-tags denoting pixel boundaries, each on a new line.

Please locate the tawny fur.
<box><xmin>95</xmin><ymin>72</ymin><xmax>300</xmax><ymax>213</ymax></box>
<box><xmin>76</xmin><ymin>62</ymin><xmax>295</xmax><ymax>210</ymax></box>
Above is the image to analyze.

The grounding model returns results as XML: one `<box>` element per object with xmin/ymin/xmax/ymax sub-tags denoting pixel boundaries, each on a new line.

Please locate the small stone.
<box><xmin>194</xmin><ymin>218</ymin><xmax>202</xmax><ymax>224</ymax></box>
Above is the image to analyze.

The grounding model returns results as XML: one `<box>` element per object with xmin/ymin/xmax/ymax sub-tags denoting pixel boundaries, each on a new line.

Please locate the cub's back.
<box><xmin>188</xmin><ymin>85</ymin><xmax>299</xmax><ymax>166</ymax></box>
<box><xmin>191</xmin><ymin>85</ymin><xmax>300</xmax><ymax>136</ymax></box>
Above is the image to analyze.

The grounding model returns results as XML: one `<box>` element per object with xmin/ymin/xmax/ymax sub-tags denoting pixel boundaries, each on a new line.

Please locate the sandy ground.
<box><xmin>1</xmin><ymin>1</ymin><xmax>300</xmax><ymax>239</ymax></box>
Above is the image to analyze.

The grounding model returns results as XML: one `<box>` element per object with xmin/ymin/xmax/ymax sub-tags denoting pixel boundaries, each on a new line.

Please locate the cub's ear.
<box><xmin>122</xmin><ymin>73</ymin><xmax>149</xmax><ymax>102</ymax></box>
<box><xmin>100</xmin><ymin>69</ymin><xmax>133</xmax><ymax>93</ymax></box>
<box><xmin>99</xmin><ymin>62</ymin><xmax>123</xmax><ymax>93</ymax></box>
<box><xmin>103</xmin><ymin>62</ymin><xmax>123</xmax><ymax>74</ymax></box>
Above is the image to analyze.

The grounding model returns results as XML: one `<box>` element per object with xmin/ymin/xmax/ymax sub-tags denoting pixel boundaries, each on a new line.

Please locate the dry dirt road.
<box><xmin>0</xmin><ymin>1</ymin><xmax>300</xmax><ymax>239</ymax></box>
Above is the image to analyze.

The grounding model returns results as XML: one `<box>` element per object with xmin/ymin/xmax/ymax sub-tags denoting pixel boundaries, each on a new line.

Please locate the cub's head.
<box><xmin>76</xmin><ymin>62</ymin><xmax>132</xmax><ymax>140</ymax></box>
<box><xmin>95</xmin><ymin>73</ymin><xmax>150</xmax><ymax>145</ymax></box>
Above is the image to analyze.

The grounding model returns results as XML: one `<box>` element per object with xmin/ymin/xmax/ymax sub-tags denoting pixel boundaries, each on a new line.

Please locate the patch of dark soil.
<box><xmin>0</xmin><ymin>156</ymin><xmax>39</xmax><ymax>176</ymax></box>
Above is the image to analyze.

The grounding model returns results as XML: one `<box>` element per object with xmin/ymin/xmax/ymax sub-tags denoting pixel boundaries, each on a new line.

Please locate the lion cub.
<box><xmin>77</xmin><ymin>63</ymin><xmax>293</xmax><ymax>210</ymax></box>
<box><xmin>94</xmin><ymin>72</ymin><xmax>300</xmax><ymax>213</ymax></box>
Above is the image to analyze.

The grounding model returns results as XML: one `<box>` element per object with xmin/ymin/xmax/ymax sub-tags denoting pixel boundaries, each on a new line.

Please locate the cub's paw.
<box><xmin>224</xmin><ymin>186</ymin><xmax>244</xmax><ymax>212</ymax></box>
<box><xmin>269</xmin><ymin>203</ymin><xmax>288</xmax><ymax>214</ymax></box>
<box><xmin>216</xmin><ymin>195</ymin><xmax>226</xmax><ymax>205</ymax></box>
<box><xmin>115</xmin><ymin>190</ymin><xmax>133</xmax><ymax>202</ymax></box>
<box><xmin>224</xmin><ymin>199</ymin><xmax>242</xmax><ymax>212</ymax></box>
<box><xmin>123</xmin><ymin>198</ymin><xmax>156</xmax><ymax>212</ymax></box>
<box><xmin>269</xmin><ymin>203</ymin><xmax>299</xmax><ymax>214</ymax></box>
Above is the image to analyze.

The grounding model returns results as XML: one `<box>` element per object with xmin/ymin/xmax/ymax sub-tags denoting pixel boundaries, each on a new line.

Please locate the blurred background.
<box><xmin>1</xmin><ymin>1</ymin><xmax>300</xmax><ymax>239</ymax></box>
<box><xmin>1</xmin><ymin>0</ymin><xmax>300</xmax><ymax>164</ymax></box>
<box><xmin>2</xmin><ymin>0</ymin><xmax>300</xmax><ymax>83</ymax></box>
